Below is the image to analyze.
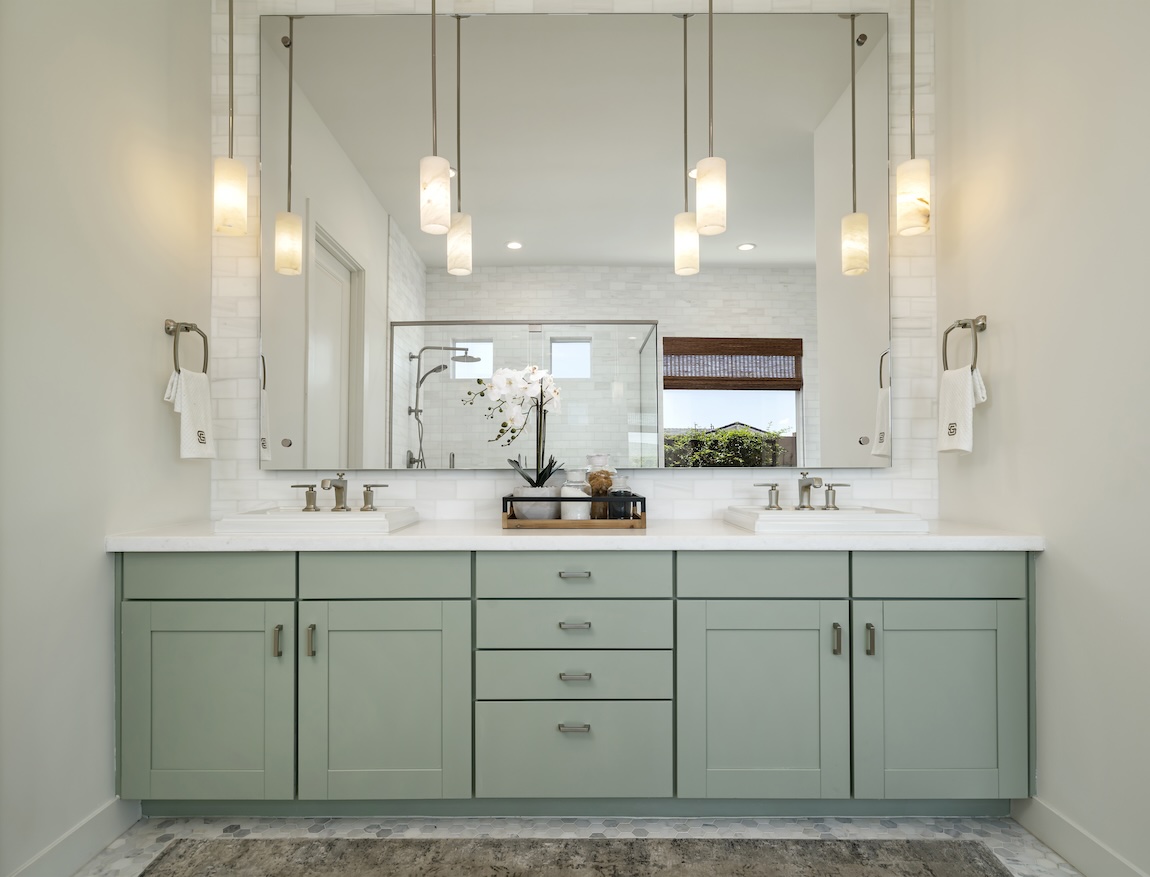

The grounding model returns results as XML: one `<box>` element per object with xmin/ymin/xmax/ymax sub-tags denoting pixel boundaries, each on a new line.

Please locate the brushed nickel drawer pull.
<box><xmin>272</xmin><ymin>624</ymin><xmax>283</xmax><ymax>658</ymax></box>
<box><xmin>558</xmin><ymin>571</ymin><xmax>592</xmax><ymax>579</ymax></box>
<box><xmin>832</xmin><ymin>622</ymin><xmax>842</xmax><ymax>656</ymax></box>
<box><xmin>865</xmin><ymin>622</ymin><xmax>876</xmax><ymax>656</ymax></box>
<box><xmin>558</xmin><ymin>621</ymin><xmax>592</xmax><ymax>630</ymax></box>
<box><xmin>306</xmin><ymin>623</ymin><xmax>317</xmax><ymax>657</ymax></box>
<box><xmin>558</xmin><ymin>723</ymin><xmax>592</xmax><ymax>733</ymax></box>
<box><xmin>559</xmin><ymin>672</ymin><xmax>592</xmax><ymax>682</ymax></box>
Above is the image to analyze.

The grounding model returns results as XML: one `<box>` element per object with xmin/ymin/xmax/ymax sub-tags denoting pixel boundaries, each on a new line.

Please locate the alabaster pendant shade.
<box><xmin>896</xmin><ymin>157</ymin><xmax>931</xmax><ymax>235</ymax></box>
<box><xmin>420</xmin><ymin>155</ymin><xmax>452</xmax><ymax>235</ymax></box>
<box><xmin>695</xmin><ymin>156</ymin><xmax>727</xmax><ymax>236</ymax></box>
<box><xmin>274</xmin><ymin>211</ymin><xmax>303</xmax><ymax>275</ymax></box>
<box><xmin>841</xmin><ymin>212</ymin><xmax>869</xmax><ymax>276</ymax></box>
<box><xmin>447</xmin><ymin>212</ymin><xmax>473</xmax><ymax>276</ymax></box>
<box><xmin>213</xmin><ymin>156</ymin><xmax>247</xmax><ymax>235</ymax></box>
<box><xmin>674</xmin><ymin>212</ymin><xmax>699</xmax><ymax>276</ymax></box>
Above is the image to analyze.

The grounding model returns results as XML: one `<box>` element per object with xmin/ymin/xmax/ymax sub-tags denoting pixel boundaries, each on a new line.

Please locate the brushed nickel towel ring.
<box><xmin>942</xmin><ymin>315</ymin><xmax>987</xmax><ymax>371</ymax></box>
<box><xmin>164</xmin><ymin>319</ymin><xmax>209</xmax><ymax>374</ymax></box>
<box><xmin>878</xmin><ymin>348</ymin><xmax>890</xmax><ymax>388</ymax></box>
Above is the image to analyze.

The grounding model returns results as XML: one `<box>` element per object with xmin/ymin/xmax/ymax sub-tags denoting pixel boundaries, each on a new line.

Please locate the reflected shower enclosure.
<box><xmin>390</xmin><ymin>321</ymin><xmax>660</xmax><ymax>470</ymax></box>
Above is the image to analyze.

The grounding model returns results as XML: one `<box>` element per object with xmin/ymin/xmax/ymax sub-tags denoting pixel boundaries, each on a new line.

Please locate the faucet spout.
<box><xmin>796</xmin><ymin>471</ymin><xmax>823</xmax><ymax>509</ymax></box>
<box><xmin>321</xmin><ymin>472</ymin><xmax>350</xmax><ymax>511</ymax></box>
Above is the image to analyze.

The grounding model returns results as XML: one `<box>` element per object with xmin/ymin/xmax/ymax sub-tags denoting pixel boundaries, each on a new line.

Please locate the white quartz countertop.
<box><xmin>105</xmin><ymin>518</ymin><xmax>1044</xmax><ymax>552</ymax></box>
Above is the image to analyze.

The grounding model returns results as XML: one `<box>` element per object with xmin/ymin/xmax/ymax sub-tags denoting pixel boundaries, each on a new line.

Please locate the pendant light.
<box><xmin>420</xmin><ymin>0</ymin><xmax>451</xmax><ymax>235</ymax></box>
<box><xmin>274</xmin><ymin>18</ymin><xmax>303</xmax><ymax>276</ymax></box>
<box><xmin>896</xmin><ymin>0</ymin><xmax>930</xmax><ymax>235</ymax></box>
<box><xmin>695</xmin><ymin>0</ymin><xmax>726</xmax><ymax>236</ymax></box>
<box><xmin>673</xmin><ymin>14</ymin><xmax>699</xmax><ymax>276</ymax></box>
<box><xmin>447</xmin><ymin>15</ymin><xmax>472</xmax><ymax>276</ymax></box>
<box><xmin>213</xmin><ymin>0</ymin><xmax>246</xmax><ymax>235</ymax></box>
<box><xmin>842</xmin><ymin>15</ymin><xmax>869</xmax><ymax>276</ymax></box>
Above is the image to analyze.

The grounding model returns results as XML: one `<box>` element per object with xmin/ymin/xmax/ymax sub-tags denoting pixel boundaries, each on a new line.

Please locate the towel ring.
<box><xmin>942</xmin><ymin>315</ymin><xmax>987</xmax><ymax>371</ymax></box>
<box><xmin>878</xmin><ymin>348</ymin><xmax>890</xmax><ymax>389</ymax></box>
<box><xmin>164</xmin><ymin>319</ymin><xmax>209</xmax><ymax>374</ymax></box>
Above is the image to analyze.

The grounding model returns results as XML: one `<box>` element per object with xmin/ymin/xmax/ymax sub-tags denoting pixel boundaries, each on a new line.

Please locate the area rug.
<box><xmin>140</xmin><ymin>837</ymin><xmax>1013</xmax><ymax>876</ymax></box>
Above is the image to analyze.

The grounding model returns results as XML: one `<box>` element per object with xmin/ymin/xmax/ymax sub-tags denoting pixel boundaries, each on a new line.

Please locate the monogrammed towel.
<box><xmin>169</xmin><ymin>370</ymin><xmax>216</xmax><ymax>459</ymax></box>
<box><xmin>871</xmin><ymin>386</ymin><xmax>891</xmax><ymax>457</ymax></box>
<box><xmin>938</xmin><ymin>366</ymin><xmax>987</xmax><ymax>454</ymax></box>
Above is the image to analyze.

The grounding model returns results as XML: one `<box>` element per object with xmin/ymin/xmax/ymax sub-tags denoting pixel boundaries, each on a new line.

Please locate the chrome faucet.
<box><xmin>796</xmin><ymin>471</ymin><xmax>823</xmax><ymax>509</ymax></box>
<box><xmin>321</xmin><ymin>472</ymin><xmax>350</xmax><ymax>511</ymax></box>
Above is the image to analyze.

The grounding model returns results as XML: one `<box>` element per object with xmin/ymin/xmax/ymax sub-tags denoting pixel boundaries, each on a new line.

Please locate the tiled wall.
<box><xmin>210</xmin><ymin>0</ymin><xmax>938</xmax><ymax>522</ymax></box>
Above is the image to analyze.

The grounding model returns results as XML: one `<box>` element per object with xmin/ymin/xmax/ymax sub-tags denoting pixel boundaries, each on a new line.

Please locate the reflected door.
<box><xmin>305</xmin><ymin>242</ymin><xmax>352</xmax><ymax>467</ymax></box>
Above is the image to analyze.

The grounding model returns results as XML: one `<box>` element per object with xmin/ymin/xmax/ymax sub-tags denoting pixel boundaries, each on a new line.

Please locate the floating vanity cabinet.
<box><xmin>474</xmin><ymin>551</ymin><xmax>674</xmax><ymax>798</ymax></box>
<box><xmin>119</xmin><ymin>553</ymin><xmax>296</xmax><ymax>800</ymax></box>
<box><xmin>296</xmin><ymin>553</ymin><xmax>472</xmax><ymax>800</ymax></box>
<box><xmin>851</xmin><ymin>552</ymin><xmax>1029</xmax><ymax>800</ymax></box>
<box><xmin>676</xmin><ymin>552</ymin><xmax>851</xmax><ymax>798</ymax></box>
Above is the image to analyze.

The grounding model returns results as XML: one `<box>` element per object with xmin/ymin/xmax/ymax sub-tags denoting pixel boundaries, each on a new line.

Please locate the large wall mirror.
<box><xmin>259</xmin><ymin>12</ymin><xmax>891</xmax><ymax>471</ymax></box>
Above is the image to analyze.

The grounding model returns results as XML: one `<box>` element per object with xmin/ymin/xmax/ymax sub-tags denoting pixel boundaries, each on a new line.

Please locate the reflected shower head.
<box><xmin>417</xmin><ymin>364</ymin><xmax>449</xmax><ymax>387</ymax></box>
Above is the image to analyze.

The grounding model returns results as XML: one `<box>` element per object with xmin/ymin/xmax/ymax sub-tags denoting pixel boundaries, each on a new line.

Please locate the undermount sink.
<box><xmin>214</xmin><ymin>506</ymin><xmax>419</xmax><ymax>535</ymax></box>
<box><xmin>724</xmin><ymin>505</ymin><xmax>928</xmax><ymax>534</ymax></box>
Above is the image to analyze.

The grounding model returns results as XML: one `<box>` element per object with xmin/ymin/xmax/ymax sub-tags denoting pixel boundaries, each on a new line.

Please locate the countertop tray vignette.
<box><xmin>501</xmin><ymin>493</ymin><xmax>647</xmax><ymax>530</ymax></box>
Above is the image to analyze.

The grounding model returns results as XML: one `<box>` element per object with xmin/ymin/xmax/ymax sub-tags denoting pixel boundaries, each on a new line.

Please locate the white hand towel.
<box><xmin>938</xmin><ymin>367</ymin><xmax>986</xmax><ymax>454</ymax></box>
<box><xmin>163</xmin><ymin>370</ymin><xmax>180</xmax><ymax>404</ymax></box>
<box><xmin>259</xmin><ymin>388</ymin><xmax>272</xmax><ymax>462</ymax></box>
<box><xmin>871</xmin><ymin>386</ymin><xmax>891</xmax><ymax>457</ymax></box>
<box><xmin>175</xmin><ymin>371</ymin><xmax>217</xmax><ymax>459</ymax></box>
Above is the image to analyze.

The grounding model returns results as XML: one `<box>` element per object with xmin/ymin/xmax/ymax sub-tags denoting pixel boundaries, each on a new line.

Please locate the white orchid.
<box><xmin>489</xmin><ymin>367</ymin><xmax>528</xmax><ymax>401</ymax></box>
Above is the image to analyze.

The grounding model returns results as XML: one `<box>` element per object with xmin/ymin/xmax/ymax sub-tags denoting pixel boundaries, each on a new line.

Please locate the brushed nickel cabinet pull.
<box><xmin>558</xmin><ymin>571</ymin><xmax>592</xmax><ymax>579</ymax></box>
<box><xmin>559</xmin><ymin>672</ymin><xmax>593</xmax><ymax>682</ymax></box>
<box><xmin>558</xmin><ymin>723</ymin><xmax>592</xmax><ymax>733</ymax></box>
<box><xmin>832</xmin><ymin>622</ymin><xmax>842</xmax><ymax>656</ymax></box>
<box><xmin>865</xmin><ymin>622</ymin><xmax>876</xmax><ymax>656</ymax></box>
<box><xmin>306</xmin><ymin>623</ymin><xmax>317</xmax><ymax>657</ymax></box>
<box><xmin>558</xmin><ymin>621</ymin><xmax>592</xmax><ymax>630</ymax></box>
<box><xmin>272</xmin><ymin>624</ymin><xmax>283</xmax><ymax>658</ymax></box>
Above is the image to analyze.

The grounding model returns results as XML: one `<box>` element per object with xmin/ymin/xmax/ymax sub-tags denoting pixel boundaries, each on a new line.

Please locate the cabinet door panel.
<box><xmin>677</xmin><ymin>600</ymin><xmax>849</xmax><ymax>799</ymax></box>
<box><xmin>298</xmin><ymin>601</ymin><xmax>471</xmax><ymax>800</ymax></box>
<box><xmin>120</xmin><ymin>601</ymin><xmax>294</xmax><ymax>800</ymax></box>
<box><xmin>853</xmin><ymin>600</ymin><xmax>1027</xmax><ymax>799</ymax></box>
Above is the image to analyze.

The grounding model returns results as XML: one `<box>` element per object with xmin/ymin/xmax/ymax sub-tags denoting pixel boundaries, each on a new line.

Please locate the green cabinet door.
<box><xmin>120</xmin><ymin>601</ymin><xmax>295</xmax><ymax>800</ymax></box>
<box><xmin>298</xmin><ymin>601</ymin><xmax>472</xmax><ymax>800</ymax></box>
<box><xmin>853</xmin><ymin>600</ymin><xmax>1028</xmax><ymax>799</ymax></box>
<box><xmin>677</xmin><ymin>600</ymin><xmax>850</xmax><ymax>799</ymax></box>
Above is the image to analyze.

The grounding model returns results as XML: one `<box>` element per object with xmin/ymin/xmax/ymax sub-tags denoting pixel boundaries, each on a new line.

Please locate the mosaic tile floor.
<box><xmin>72</xmin><ymin>815</ymin><xmax>1082</xmax><ymax>877</ymax></box>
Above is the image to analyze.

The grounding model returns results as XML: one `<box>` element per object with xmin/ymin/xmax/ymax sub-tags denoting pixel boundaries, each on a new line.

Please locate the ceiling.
<box><xmin>263</xmin><ymin>13</ymin><xmax>886</xmax><ymax>269</ymax></box>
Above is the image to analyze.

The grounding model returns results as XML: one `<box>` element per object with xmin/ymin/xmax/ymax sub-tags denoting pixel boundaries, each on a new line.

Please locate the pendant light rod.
<box><xmin>850</xmin><ymin>14</ymin><xmax>857</xmax><ymax>214</ymax></box>
<box><xmin>909</xmin><ymin>0</ymin><xmax>916</xmax><ymax>159</ymax></box>
<box><xmin>676</xmin><ymin>13</ymin><xmax>691</xmax><ymax>211</ymax></box>
<box><xmin>281</xmin><ymin>19</ymin><xmax>296</xmax><ymax>212</ymax></box>
<box><xmin>227</xmin><ymin>0</ymin><xmax>234</xmax><ymax>158</ymax></box>
<box><xmin>707</xmin><ymin>0</ymin><xmax>714</xmax><ymax>157</ymax></box>
<box><xmin>431</xmin><ymin>0</ymin><xmax>438</xmax><ymax>156</ymax></box>
<box><xmin>455</xmin><ymin>14</ymin><xmax>464</xmax><ymax>213</ymax></box>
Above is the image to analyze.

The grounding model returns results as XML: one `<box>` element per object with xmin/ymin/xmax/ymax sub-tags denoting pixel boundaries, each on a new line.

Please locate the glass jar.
<box><xmin>560</xmin><ymin>469</ymin><xmax>592</xmax><ymax>521</ymax></box>
<box><xmin>608</xmin><ymin>475</ymin><xmax>634</xmax><ymax>519</ymax></box>
<box><xmin>586</xmin><ymin>456</ymin><xmax>615</xmax><ymax>520</ymax></box>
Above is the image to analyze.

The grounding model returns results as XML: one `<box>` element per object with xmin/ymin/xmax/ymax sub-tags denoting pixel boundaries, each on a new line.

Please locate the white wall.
<box><xmin>0</xmin><ymin>2</ymin><xmax>211</xmax><ymax>876</ymax></box>
<box><xmin>937</xmin><ymin>4</ymin><xmax>1150</xmax><ymax>876</ymax></box>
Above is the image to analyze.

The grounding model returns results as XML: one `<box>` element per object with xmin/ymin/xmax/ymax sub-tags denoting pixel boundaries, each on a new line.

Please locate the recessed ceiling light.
<box><xmin>505</xmin><ymin>241</ymin><xmax>523</xmax><ymax>250</ymax></box>
<box><xmin>737</xmin><ymin>243</ymin><xmax>756</xmax><ymax>251</ymax></box>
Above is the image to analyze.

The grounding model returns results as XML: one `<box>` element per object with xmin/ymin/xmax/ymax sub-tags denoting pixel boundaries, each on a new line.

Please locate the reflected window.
<box><xmin>550</xmin><ymin>338</ymin><xmax>592</xmax><ymax>379</ymax></box>
<box><xmin>452</xmin><ymin>340</ymin><xmax>493</xmax><ymax>380</ymax></box>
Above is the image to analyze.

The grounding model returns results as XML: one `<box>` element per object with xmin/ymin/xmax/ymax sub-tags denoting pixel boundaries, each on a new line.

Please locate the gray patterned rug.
<box><xmin>140</xmin><ymin>837</ymin><xmax>1013</xmax><ymax>876</ymax></box>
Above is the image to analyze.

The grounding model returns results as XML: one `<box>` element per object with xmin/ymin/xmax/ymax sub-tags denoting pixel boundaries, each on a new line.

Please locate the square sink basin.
<box><xmin>724</xmin><ymin>505</ymin><xmax>928</xmax><ymax>534</ymax></box>
<box><xmin>214</xmin><ymin>506</ymin><xmax>419</xmax><ymax>535</ymax></box>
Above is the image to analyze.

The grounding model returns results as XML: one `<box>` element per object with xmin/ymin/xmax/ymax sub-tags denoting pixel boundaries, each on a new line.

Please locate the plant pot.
<box><xmin>511</xmin><ymin>486</ymin><xmax>561</xmax><ymax>520</ymax></box>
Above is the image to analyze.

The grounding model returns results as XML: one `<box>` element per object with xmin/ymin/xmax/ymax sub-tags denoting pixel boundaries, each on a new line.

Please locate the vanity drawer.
<box><xmin>475</xmin><ymin>700</ymin><xmax>672</xmax><ymax>798</ymax></box>
<box><xmin>476</xmin><ymin>551</ymin><xmax>672</xmax><ymax>598</ymax></box>
<box><xmin>298</xmin><ymin>551</ymin><xmax>471</xmax><ymax>599</ymax></box>
<box><xmin>121</xmin><ymin>552</ymin><xmax>295</xmax><ymax>600</ymax></box>
<box><xmin>852</xmin><ymin>551</ymin><xmax>1027</xmax><ymax>599</ymax></box>
<box><xmin>476</xmin><ymin>600</ymin><xmax>672</xmax><ymax>649</ymax></box>
<box><xmin>678</xmin><ymin>551</ymin><xmax>849</xmax><ymax>599</ymax></box>
<box><xmin>476</xmin><ymin>650</ymin><xmax>673</xmax><ymax>700</ymax></box>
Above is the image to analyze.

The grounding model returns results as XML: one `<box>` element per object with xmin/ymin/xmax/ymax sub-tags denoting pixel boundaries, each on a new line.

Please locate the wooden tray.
<box><xmin>501</xmin><ymin>511</ymin><xmax>647</xmax><ymax>530</ymax></box>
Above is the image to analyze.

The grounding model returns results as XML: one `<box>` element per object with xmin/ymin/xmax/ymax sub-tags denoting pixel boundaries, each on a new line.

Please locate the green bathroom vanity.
<box><xmin>109</xmin><ymin>521</ymin><xmax>1040</xmax><ymax>817</ymax></box>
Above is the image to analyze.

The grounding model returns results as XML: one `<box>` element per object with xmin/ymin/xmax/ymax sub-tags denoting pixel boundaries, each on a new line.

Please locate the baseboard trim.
<box><xmin>7</xmin><ymin>797</ymin><xmax>139</xmax><ymax>877</ymax></box>
<box><xmin>1013</xmin><ymin>797</ymin><xmax>1149</xmax><ymax>877</ymax></box>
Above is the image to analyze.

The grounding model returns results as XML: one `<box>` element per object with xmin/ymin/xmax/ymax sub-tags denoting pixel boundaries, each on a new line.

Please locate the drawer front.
<box><xmin>476</xmin><ymin>650</ymin><xmax>673</xmax><ymax>700</ymax></box>
<box><xmin>678</xmin><ymin>551</ymin><xmax>849</xmax><ymax>598</ymax></box>
<box><xmin>298</xmin><ymin>552</ymin><xmax>471</xmax><ymax>599</ymax></box>
<box><xmin>852</xmin><ymin>551</ymin><xmax>1027</xmax><ymax>599</ymax></box>
<box><xmin>475</xmin><ymin>701</ymin><xmax>672</xmax><ymax>798</ymax></box>
<box><xmin>476</xmin><ymin>600</ymin><xmax>672</xmax><ymax>649</ymax></box>
<box><xmin>122</xmin><ymin>552</ymin><xmax>295</xmax><ymax>600</ymax></box>
<box><xmin>476</xmin><ymin>551</ymin><xmax>672</xmax><ymax>598</ymax></box>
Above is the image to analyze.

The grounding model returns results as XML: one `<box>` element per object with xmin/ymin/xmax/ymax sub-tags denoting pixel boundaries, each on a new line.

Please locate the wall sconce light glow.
<box><xmin>420</xmin><ymin>155</ymin><xmax>451</xmax><ymax>234</ymax></box>
<box><xmin>213</xmin><ymin>157</ymin><xmax>247</xmax><ymax>234</ymax></box>
<box><xmin>896</xmin><ymin>158</ymin><xmax>931</xmax><ymax>235</ymax></box>
<box><xmin>737</xmin><ymin>242</ymin><xmax>756</xmax><ymax>251</ymax></box>
<box><xmin>447</xmin><ymin>213</ymin><xmax>473</xmax><ymax>276</ymax></box>
<box><xmin>695</xmin><ymin>159</ymin><xmax>726</xmax><ymax>236</ymax></box>
<box><xmin>274</xmin><ymin>211</ymin><xmax>303</xmax><ymax>275</ymax></box>
<box><xmin>505</xmin><ymin>241</ymin><xmax>523</xmax><ymax>250</ymax></box>
<box><xmin>841</xmin><ymin>212</ymin><xmax>869</xmax><ymax>276</ymax></box>
<box><xmin>674</xmin><ymin>211</ymin><xmax>700</xmax><ymax>276</ymax></box>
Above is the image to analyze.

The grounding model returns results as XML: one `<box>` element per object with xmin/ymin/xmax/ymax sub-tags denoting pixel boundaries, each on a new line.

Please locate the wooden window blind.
<box><xmin>662</xmin><ymin>337</ymin><xmax>803</xmax><ymax>391</ymax></box>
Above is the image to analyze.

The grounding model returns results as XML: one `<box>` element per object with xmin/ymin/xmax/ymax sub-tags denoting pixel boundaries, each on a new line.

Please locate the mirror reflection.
<box><xmin>258</xmin><ymin>12</ymin><xmax>891</xmax><ymax>471</ymax></box>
